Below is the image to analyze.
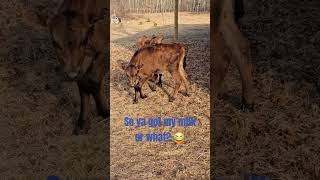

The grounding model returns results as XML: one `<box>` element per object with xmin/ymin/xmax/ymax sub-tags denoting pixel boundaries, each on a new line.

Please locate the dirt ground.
<box><xmin>110</xmin><ymin>13</ymin><xmax>210</xmax><ymax>179</ymax></box>
<box><xmin>0</xmin><ymin>0</ymin><xmax>108</xmax><ymax>179</ymax></box>
<box><xmin>215</xmin><ymin>0</ymin><xmax>320</xmax><ymax>179</ymax></box>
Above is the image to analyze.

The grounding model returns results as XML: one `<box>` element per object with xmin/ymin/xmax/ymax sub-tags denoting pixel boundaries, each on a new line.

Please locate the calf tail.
<box><xmin>178</xmin><ymin>47</ymin><xmax>185</xmax><ymax>71</ymax></box>
<box><xmin>183</xmin><ymin>47</ymin><xmax>187</xmax><ymax>69</ymax></box>
<box><xmin>178</xmin><ymin>47</ymin><xmax>189</xmax><ymax>81</ymax></box>
<box><xmin>178</xmin><ymin>47</ymin><xmax>190</xmax><ymax>94</ymax></box>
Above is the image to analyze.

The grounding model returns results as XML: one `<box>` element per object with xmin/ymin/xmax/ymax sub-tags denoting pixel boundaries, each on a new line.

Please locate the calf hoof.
<box><xmin>240</xmin><ymin>103</ymin><xmax>254</xmax><ymax>112</ymax></box>
<box><xmin>169</xmin><ymin>97</ymin><xmax>176</xmax><ymax>102</ymax></box>
<box><xmin>133</xmin><ymin>99</ymin><xmax>138</xmax><ymax>104</ymax></box>
<box><xmin>157</xmin><ymin>82</ymin><xmax>162</xmax><ymax>87</ymax></box>
<box><xmin>141</xmin><ymin>94</ymin><xmax>148</xmax><ymax>99</ymax></box>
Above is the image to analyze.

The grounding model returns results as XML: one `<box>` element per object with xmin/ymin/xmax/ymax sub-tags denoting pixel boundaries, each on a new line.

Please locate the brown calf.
<box><xmin>125</xmin><ymin>43</ymin><xmax>190</xmax><ymax>103</ymax></box>
<box><xmin>135</xmin><ymin>35</ymin><xmax>188</xmax><ymax>87</ymax></box>
<box><xmin>48</xmin><ymin>0</ymin><xmax>109</xmax><ymax>135</ymax></box>
<box><xmin>212</xmin><ymin>0</ymin><xmax>254</xmax><ymax>112</ymax></box>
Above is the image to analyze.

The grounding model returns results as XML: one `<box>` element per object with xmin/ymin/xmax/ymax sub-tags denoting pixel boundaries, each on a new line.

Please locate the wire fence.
<box><xmin>111</xmin><ymin>0</ymin><xmax>210</xmax><ymax>16</ymax></box>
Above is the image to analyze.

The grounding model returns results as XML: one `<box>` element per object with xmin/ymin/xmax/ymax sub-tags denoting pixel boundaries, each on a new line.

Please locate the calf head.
<box><xmin>49</xmin><ymin>14</ymin><xmax>94</xmax><ymax>80</ymax></box>
<box><xmin>48</xmin><ymin>4</ymin><xmax>107</xmax><ymax>81</ymax></box>
<box><xmin>149</xmin><ymin>35</ymin><xmax>163</xmax><ymax>45</ymax></box>
<box><xmin>124</xmin><ymin>64</ymin><xmax>143</xmax><ymax>87</ymax></box>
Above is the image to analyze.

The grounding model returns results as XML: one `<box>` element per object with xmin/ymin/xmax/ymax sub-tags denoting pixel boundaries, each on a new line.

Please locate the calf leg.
<box><xmin>170</xmin><ymin>71</ymin><xmax>182</xmax><ymax>102</ymax></box>
<box><xmin>90</xmin><ymin>53</ymin><xmax>109</xmax><ymax>117</ymax></box>
<box><xmin>138</xmin><ymin>77</ymin><xmax>148</xmax><ymax>99</ymax></box>
<box><xmin>177</xmin><ymin>51</ymin><xmax>190</xmax><ymax>96</ymax></box>
<box><xmin>232</xmin><ymin>46</ymin><xmax>254</xmax><ymax>112</ymax></box>
<box><xmin>157</xmin><ymin>74</ymin><xmax>163</xmax><ymax>87</ymax></box>
<box><xmin>148</xmin><ymin>73</ymin><xmax>158</xmax><ymax>91</ymax></box>
<box><xmin>212</xmin><ymin>49</ymin><xmax>231</xmax><ymax>99</ymax></box>
<box><xmin>133</xmin><ymin>77</ymin><xmax>148</xmax><ymax>104</ymax></box>
<box><xmin>179</xmin><ymin>67</ymin><xmax>190</xmax><ymax>97</ymax></box>
<box><xmin>74</xmin><ymin>84</ymin><xmax>91</xmax><ymax>135</ymax></box>
<box><xmin>220</xmin><ymin>21</ymin><xmax>254</xmax><ymax>112</ymax></box>
<box><xmin>133</xmin><ymin>85</ymin><xmax>139</xmax><ymax>104</ymax></box>
<box><xmin>92</xmin><ymin>82</ymin><xmax>109</xmax><ymax>119</ymax></box>
<box><xmin>153</xmin><ymin>70</ymin><xmax>163</xmax><ymax>87</ymax></box>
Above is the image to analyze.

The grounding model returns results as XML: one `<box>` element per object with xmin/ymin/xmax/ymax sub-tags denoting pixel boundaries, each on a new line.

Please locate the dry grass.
<box><xmin>1</xmin><ymin>0</ymin><xmax>319</xmax><ymax>179</ymax></box>
<box><xmin>110</xmin><ymin>13</ymin><xmax>210</xmax><ymax>179</ymax></box>
<box><xmin>215</xmin><ymin>0</ymin><xmax>320</xmax><ymax>179</ymax></box>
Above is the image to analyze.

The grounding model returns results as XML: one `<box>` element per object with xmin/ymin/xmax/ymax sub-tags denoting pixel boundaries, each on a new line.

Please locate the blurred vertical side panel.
<box><xmin>0</xmin><ymin>0</ymin><xmax>110</xmax><ymax>179</ymax></box>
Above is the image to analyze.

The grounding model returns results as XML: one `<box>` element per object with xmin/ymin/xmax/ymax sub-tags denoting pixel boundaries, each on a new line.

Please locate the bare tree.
<box><xmin>111</xmin><ymin>0</ymin><xmax>210</xmax><ymax>15</ymax></box>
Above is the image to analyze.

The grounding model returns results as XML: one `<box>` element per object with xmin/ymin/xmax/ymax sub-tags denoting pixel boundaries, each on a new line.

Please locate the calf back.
<box><xmin>132</xmin><ymin>43</ymin><xmax>184</xmax><ymax>73</ymax></box>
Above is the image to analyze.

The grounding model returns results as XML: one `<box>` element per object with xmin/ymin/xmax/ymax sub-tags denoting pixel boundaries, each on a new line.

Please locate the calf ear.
<box><xmin>152</xmin><ymin>35</ymin><xmax>163</xmax><ymax>44</ymax></box>
<box><xmin>136</xmin><ymin>36</ymin><xmax>148</xmax><ymax>48</ymax></box>
<box><xmin>136</xmin><ymin>38</ymin><xmax>143</xmax><ymax>48</ymax></box>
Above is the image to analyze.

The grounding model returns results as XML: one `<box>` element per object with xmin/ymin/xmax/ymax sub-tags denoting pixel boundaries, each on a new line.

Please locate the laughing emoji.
<box><xmin>172</xmin><ymin>132</ymin><xmax>185</xmax><ymax>144</ymax></box>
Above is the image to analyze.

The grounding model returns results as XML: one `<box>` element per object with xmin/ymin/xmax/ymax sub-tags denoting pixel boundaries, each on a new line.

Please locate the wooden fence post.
<box><xmin>174</xmin><ymin>0</ymin><xmax>178</xmax><ymax>41</ymax></box>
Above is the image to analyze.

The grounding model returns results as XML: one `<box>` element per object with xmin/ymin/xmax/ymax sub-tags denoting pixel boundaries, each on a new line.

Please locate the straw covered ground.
<box><xmin>214</xmin><ymin>0</ymin><xmax>320</xmax><ymax>179</ymax></box>
<box><xmin>110</xmin><ymin>13</ymin><xmax>210</xmax><ymax>179</ymax></box>
<box><xmin>1</xmin><ymin>0</ymin><xmax>319</xmax><ymax>179</ymax></box>
<box><xmin>0</xmin><ymin>0</ymin><xmax>108</xmax><ymax>179</ymax></box>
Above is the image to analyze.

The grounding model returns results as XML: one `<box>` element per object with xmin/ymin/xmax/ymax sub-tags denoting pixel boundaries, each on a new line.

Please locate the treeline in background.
<box><xmin>111</xmin><ymin>0</ymin><xmax>210</xmax><ymax>16</ymax></box>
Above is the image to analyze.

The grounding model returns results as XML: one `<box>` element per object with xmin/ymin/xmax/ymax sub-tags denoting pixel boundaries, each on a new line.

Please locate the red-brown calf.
<box><xmin>125</xmin><ymin>43</ymin><xmax>190</xmax><ymax>103</ymax></box>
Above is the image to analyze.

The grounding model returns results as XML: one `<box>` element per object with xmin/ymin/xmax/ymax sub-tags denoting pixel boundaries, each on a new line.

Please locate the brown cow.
<box><xmin>48</xmin><ymin>0</ymin><xmax>109</xmax><ymax>135</ymax></box>
<box><xmin>212</xmin><ymin>0</ymin><xmax>254</xmax><ymax>112</ymax></box>
<box><xmin>125</xmin><ymin>43</ymin><xmax>190</xmax><ymax>103</ymax></box>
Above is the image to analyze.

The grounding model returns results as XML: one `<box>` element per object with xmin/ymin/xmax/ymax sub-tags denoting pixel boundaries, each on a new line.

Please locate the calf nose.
<box><xmin>67</xmin><ymin>71</ymin><xmax>79</xmax><ymax>80</ymax></box>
